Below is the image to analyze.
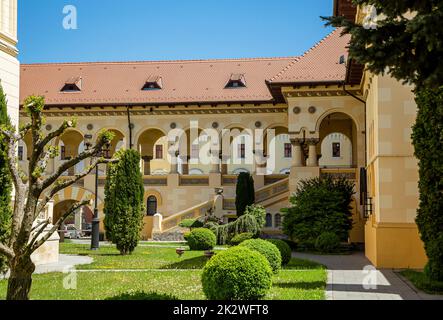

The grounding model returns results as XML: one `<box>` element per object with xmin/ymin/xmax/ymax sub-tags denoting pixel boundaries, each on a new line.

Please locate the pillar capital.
<box><xmin>290</xmin><ymin>138</ymin><xmax>304</xmax><ymax>146</ymax></box>
<box><xmin>306</xmin><ymin>138</ymin><xmax>320</xmax><ymax>146</ymax></box>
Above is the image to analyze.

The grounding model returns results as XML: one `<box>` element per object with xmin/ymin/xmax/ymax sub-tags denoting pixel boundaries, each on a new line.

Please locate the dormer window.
<box><xmin>61</xmin><ymin>77</ymin><xmax>82</xmax><ymax>92</ymax></box>
<box><xmin>142</xmin><ymin>76</ymin><xmax>163</xmax><ymax>91</ymax></box>
<box><xmin>225</xmin><ymin>74</ymin><xmax>246</xmax><ymax>89</ymax></box>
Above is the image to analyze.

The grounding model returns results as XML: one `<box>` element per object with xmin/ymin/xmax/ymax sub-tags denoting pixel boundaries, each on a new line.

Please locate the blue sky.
<box><xmin>18</xmin><ymin>0</ymin><xmax>334</xmax><ymax>63</ymax></box>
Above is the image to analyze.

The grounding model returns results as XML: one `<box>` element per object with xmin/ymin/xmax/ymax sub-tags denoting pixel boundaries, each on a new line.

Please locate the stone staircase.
<box><xmin>151</xmin><ymin>177</ymin><xmax>290</xmax><ymax>240</ymax></box>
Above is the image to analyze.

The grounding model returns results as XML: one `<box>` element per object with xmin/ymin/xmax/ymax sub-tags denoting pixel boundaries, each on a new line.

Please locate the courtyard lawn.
<box><xmin>0</xmin><ymin>243</ymin><xmax>327</xmax><ymax>300</ymax></box>
<box><xmin>400</xmin><ymin>270</ymin><xmax>443</xmax><ymax>295</ymax></box>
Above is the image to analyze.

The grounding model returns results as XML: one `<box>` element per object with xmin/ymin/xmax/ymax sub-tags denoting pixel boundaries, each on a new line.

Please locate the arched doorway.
<box><xmin>56</xmin><ymin>130</ymin><xmax>85</xmax><ymax>176</ymax></box>
<box><xmin>221</xmin><ymin>126</ymin><xmax>253</xmax><ymax>174</ymax></box>
<box><xmin>147</xmin><ymin>196</ymin><xmax>158</xmax><ymax>216</ymax></box>
<box><xmin>318</xmin><ymin>112</ymin><xmax>358</xmax><ymax>168</ymax></box>
<box><xmin>137</xmin><ymin>128</ymin><xmax>168</xmax><ymax>175</ymax></box>
<box><xmin>107</xmin><ymin>129</ymin><xmax>126</xmax><ymax>158</ymax></box>
<box><xmin>53</xmin><ymin>200</ymin><xmax>93</xmax><ymax>236</ymax></box>
<box><xmin>264</xmin><ymin>126</ymin><xmax>290</xmax><ymax>175</ymax></box>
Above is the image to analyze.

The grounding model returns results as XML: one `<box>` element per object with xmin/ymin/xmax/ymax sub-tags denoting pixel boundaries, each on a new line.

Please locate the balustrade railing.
<box><xmin>320</xmin><ymin>168</ymin><xmax>357</xmax><ymax>181</ymax></box>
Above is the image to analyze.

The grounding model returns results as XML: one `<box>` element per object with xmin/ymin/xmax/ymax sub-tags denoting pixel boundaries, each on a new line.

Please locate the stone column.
<box><xmin>254</xmin><ymin>149</ymin><xmax>267</xmax><ymax>176</ymax></box>
<box><xmin>153</xmin><ymin>213</ymin><xmax>163</xmax><ymax>233</ymax></box>
<box><xmin>169</xmin><ymin>151</ymin><xmax>178</xmax><ymax>174</ymax></box>
<box><xmin>291</xmin><ymin>138</ymin><xmax>304</xmax><ymax>167</ymax></box>
<box><xmin>180</xmin><ymin>155</ymin><xmax>189</xmax><ymax>175</ymax></box>
<box><xmin>210</xmin><ymin>151</ymin><xmax>221</xmax><ymax>174</ymax></box>
<box><xmin>306</xmin><ymin>139</ymin><xmax>319</xmax><ymax>167</ymax></box>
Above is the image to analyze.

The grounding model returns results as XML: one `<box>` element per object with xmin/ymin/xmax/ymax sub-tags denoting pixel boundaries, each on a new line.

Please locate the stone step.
<box><xmin>152</xmin><ymin>227</ymin><xmax>188</xmax><ymax>241</ymax></box>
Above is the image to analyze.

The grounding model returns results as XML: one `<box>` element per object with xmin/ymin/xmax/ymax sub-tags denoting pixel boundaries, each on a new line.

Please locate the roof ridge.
<box><xmin>268</xmin><ymin>28</ymin><xmax>342</xmax><ymax>82</ymax></box>
<box><xmin>21</xmin><ymin>56</ymin><xmax>298</xmax><ymax>67</ymax></box>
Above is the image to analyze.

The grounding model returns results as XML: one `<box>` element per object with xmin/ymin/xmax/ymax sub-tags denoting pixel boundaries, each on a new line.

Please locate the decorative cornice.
<box><xmin>0</xmin><ymin>33</ymin><xmax>18</xmax><ymax>57</ymax></box>
<box><xmin>20</xmin><ymin>105</ymin><xmax>288</xmax><ymax>118</ymax></box>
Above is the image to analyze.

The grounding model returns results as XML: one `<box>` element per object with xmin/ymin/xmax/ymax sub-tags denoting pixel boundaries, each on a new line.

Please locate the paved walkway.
<box><xmin>294</xmin><ymin>252</ymin><xmax>443</xmax><ymax>300</ymax></box>
<box><xmin>1</xmin><ymin>254</ymin><xmax>93</xmax><ymax>279</ymax></box>
<box><xmin>34</xmin><ymin>254</ymin><xmax>93</xmax><ymax>274</ymax></box>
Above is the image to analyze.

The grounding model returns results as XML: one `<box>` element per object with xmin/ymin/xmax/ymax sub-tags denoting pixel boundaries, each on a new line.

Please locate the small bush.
<box><xmin>183</xmin><ymin>231</ymin><xmax>191</xmax><ymax>241</ymax></box>
<box><xmin>214</xmin><ymin>214</ymin><xmax>261</xmax><ymax>245</ymax></box>
<box><xmin>202</xmin><ymin>246</ymin><xmax>272</xmax><ymax>300</ymax></box>
<box><xmin>282</xmin><ymin>176</ymin><xmax>355</xmax><ymax>244</ymax></box>
<box><xmin>239</xmin><ymin>239</ymin><xmax>281</xmax><ymax>274</ymax></box>
<box><xmin>179</xmin><ymin>219</ymin><xmax>204</xmax><ymax>229</ymax></box>
<box><xmin>187</xmin><ymin>228</ymin><xmax>216</xmax><ymax>251</ymax></box>
<box><xmin>424</xmin><ymin>234</ymin><xmax>443</xmax><ymax>281</ymax></box>
<box><xmin>230</xmin><ymin>233</ymin><xmax>254</xmax><ymax>246</ymax></box>
<box><xmin>266</xmin><ymin>239</ymin><xmax>292</xmax><ymax>265</ymax></box>
<box><xmin>315</xmin><ymin>232</ymin><xmax>341</xmax><ymax>253</ymax></box>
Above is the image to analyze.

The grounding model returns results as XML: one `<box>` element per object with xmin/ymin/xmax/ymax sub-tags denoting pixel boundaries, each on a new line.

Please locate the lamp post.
<box><xmin>84</xmin><ymin>134</ymin><xmax>110</xmax><ymax>251</ymax></box>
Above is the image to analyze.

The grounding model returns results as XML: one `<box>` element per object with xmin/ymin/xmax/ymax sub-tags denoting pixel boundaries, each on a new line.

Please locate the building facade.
<box><xmin>18</xmin><ymin>0</ymin><xmax>427</xmax><ymax>268</ymax></box>
<box><xmin>0</xmin><ymin>0</ymin><xmax>19</xmax><ymax>128</ymax></box>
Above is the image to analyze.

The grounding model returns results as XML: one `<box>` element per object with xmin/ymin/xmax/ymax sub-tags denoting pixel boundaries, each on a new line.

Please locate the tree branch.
<box><xmin>27</xmin><ymin>219</ymin><xmax>51</xmax><ymax>251</ymax></box>
<box><xmin>34</xmin><ymin>120</ymin><xmax>75</xmax><ymax>163</ymax></box>
<box><xmin>31</xmin><ymin>200</ymin><xmax>91</xmax><ymax>252</ymax></box>
<box><xmin>39</xmin><ymin>144</ymin><xmax>104</xmax><ymax>192</ymax></box>
<box><xmin>0</xmin><ymin>127</ymin><xmax>24</xmax><ymax>190</ymax></box>
<box><xmin>35</xmin><ymin>157</ymin><xmax>117</xmax><ymax>219</ymax></box>
<box><xmin>0</xmin><ymin>242</ymin><xmax>14</xmax><ymax>260</ymax></box>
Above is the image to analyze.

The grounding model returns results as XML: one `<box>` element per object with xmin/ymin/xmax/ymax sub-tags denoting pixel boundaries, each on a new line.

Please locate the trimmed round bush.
<box><xmin>183</xmin><ymin>231</ymin><xmax>191</xmax><ymax>241</ymax></box>
<box><xmin>315</xmin><ymin>232</ymin><xmax>341</xmax><ymax>253</ymax></box>
<box><xmin>229</xmin><ymin>232</ymin><xmax>254</xmax><ymax>246</ymax></box>
<box><xmin>266</xmin><ymin>239</ymin><xmax>292</xmax><ymax>265</ymax></box>
<box><xmin>202</xmin><ymin>246</ymin><xmax>272</xmax><ymax>300</ymax></box>
<box><xmin>187</xmin><ymin>228</ymin><xmax>216</xmax><ymax>251</ymax></box>
<box><xmin>239</xmin><ymin>239</ymin><xmax>281</xmax><ymax>274</ymax></box>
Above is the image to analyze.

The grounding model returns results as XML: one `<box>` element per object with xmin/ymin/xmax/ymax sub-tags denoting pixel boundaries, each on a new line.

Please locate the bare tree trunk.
<box><xmin>6</xmin><ymin>254</ymin><xmax>35</xmax><ymax>300</ymax></box>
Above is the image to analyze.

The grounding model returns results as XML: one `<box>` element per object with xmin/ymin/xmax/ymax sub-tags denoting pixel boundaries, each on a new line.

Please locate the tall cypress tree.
<box><xmin>0</xmin><ymin>84</ymin><xmax>12</xmax><ymax>273</ymax></box>
<box><xmin>103</xmin><ymin>149</ymin><xmax>144</xmax><ymax>255</ymax></box>
<box><xmin>235</xmin><ymin>172</ymin><xmax>255</xmax><ymax>217</ymax></box>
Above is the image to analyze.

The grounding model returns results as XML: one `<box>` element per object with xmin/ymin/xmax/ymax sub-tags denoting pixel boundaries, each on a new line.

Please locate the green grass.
<box><xmin>0</xmin><ymin>243</ymin><xmax>327</xmax><ymax>300</ymax></box>
<box><xmin>400</xmin><ymin>270</ymin><xmax>443</xmax><ymax>295</ymax></box>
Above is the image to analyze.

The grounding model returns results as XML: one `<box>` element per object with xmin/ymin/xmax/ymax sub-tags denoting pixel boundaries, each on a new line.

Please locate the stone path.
<box><xmin>293</xmin><ymin>252</ymin><xmax>443</xmax><ymax>300</ymax></box>
<box><xmin>1</xmin><ymin>254</ymin><xmax>93</xmax><ymax>279</ymax></box>
<box><xmin>34</xmin><ymin>254</ymin><xmax>93</xmax><ymax>274</ymax></box>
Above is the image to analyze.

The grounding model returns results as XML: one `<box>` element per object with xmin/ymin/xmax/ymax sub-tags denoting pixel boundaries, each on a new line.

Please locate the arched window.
<box><xmin>274</xmin><ymin>214</ymin><xmax>282</xmax><ymax>228</ymax></box>
<box><xmin>147</xmin><ymin>196</ymin><xmax>158</xmax><ymax>216</ymax></box>
<box><xmin>265</xmin><ymin>213</ymin><xmax>272</xmax><ymax>228</ymax></box>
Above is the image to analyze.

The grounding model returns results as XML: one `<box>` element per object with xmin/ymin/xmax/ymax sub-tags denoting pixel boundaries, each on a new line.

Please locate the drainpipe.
<box><xmin>342</xmin><ymin>81</ymin><xmax>367</xmax><ymax>167</ymax></box>
<box><xmin>126</xmin><ymin>105</ymin><xmax>133</xmax><ymax>149</ymax></box>
<box><xmin>342</xmin><ymin>80</ymin><xmax>367</xmax><ymax>207</ymax></box>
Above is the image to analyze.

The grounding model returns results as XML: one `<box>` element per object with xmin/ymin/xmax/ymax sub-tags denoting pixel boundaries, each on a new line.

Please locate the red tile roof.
<box><xmin>268</xmin><ymin>28</ymin><xmax>351</xmax><ymax>84</ymax></box>
<box><xmin>20</xmin><ymin>57</ymin><xmax>295</xmax><ymax>106</ymax></box>
<box><xmin>20</xmin><ymin>29</ymin><xmax>350</xmax><ymax>106</ymax></box>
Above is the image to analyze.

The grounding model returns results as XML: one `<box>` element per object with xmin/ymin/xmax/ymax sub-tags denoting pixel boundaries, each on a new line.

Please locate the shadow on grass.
<box><xmin>161</xmin><ymin>255</ymin><xmax>209</xmax><ymax>270</ymax></box>
<box><xmin>273</xmin><ymin>281</ymin><xmax>325</xmax><ymax>290</ymax></box>
<box><xmin>106</xmin><ymin>291</ymin><xmax>178</xmax><ymax>300</ymax></box>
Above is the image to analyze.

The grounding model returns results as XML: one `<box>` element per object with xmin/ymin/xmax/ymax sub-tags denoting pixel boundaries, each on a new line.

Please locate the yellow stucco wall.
<box><xmin>364</xmin><ymin>73</ymin><xmax>427</xmax><ymax>268</ymax></box>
